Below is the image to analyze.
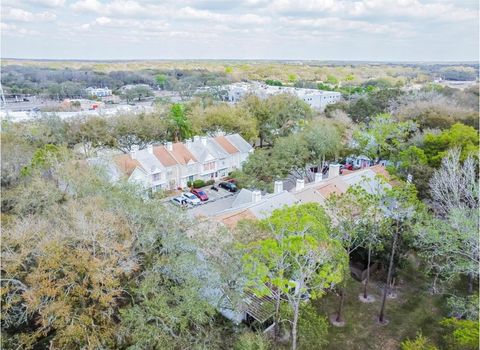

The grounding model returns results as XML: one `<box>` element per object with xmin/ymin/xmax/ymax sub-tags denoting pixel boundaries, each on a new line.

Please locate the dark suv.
<box><xmin>219</xmin><ymin>182</ymin><xmax>237</xmax><ymax>192</ymax></box>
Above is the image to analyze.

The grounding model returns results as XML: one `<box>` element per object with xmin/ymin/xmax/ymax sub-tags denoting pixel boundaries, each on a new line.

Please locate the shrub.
<box><xmin>205</xmin><ymin>179</ymin><xmax>215</xmax><ymax>186</ymax></box>
<box><xmin>401</xmin><ymin>333</ymin><xmax>438</xmax><ymax>350</ymax></box>
<box><xmin>233</xmin><ymin>332</ymin><xmax>271</xmax><ymax>350</ymax></box>
<box><xmin>188</xmin><ymin>179</ymin><xmax>205</xmax><ymax>188</ymax></box>
<box><xmin>440</xmin><ymin>318</ymin><xmax>479</xmax><ymax>350</ymax></box>
<box><xmin>298</xmin><ymin>303</ymin><xmax>329</xmax><ymax>350</ymax></box>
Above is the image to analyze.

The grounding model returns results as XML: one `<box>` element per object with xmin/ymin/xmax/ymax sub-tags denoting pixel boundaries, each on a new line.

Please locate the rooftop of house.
<box><xmin>214</xmin><ymin>136</ymin><xmax>239</xmax><ymax>155</ymax></box>
<box><xmin>170</xmin><ymin>143</ymin><xmax>197</xmax><ymax>165</ymax></box>
<box><xmin>153</xmin><ymin>145</ymin><xmax>178</xmax><ymax>167</ymax></box>
<box><xmin>113</xmin><ymin>154</ymin><xmax>142</xmax><ymax>176</ymax></box>
<box><xmin>110</xmin><ymin>133</ymin><xmax>250</xmax><ymax>177</ymax></box>
<box><xmin>208</xmin><ymin>165</ymin><xmax>392</xmax><ymax>228</ymax></box>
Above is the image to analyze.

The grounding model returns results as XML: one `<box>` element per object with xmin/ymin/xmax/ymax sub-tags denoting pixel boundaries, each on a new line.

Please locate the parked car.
<box><xmin>219</xmin><ymin>182</ymin><xmax>237</xmax><ymax>192</ymax></box>
<box><xmin>171</xmin><ymin>196</ymin><xmax>187</xmax><ymax>207</ymax></box>
<box><xmin>191</xmin><ymin>188</ymin><xmax>208</xmax><ymax>201</ymax></box>
<box><xmin>181</xmin><ymin>192</ymin><xmax>201</xmax><ymax>205</ymax></box>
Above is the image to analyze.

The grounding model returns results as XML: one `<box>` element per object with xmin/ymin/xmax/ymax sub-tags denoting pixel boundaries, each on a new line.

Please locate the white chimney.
<box><xmin>130</xmin><ymin>145</ymin><xmax>139</xmax><ymax>159</ymax></box>
<box><xmin>295</xmin><ymin>179</ymin><xmax>305</xmax><ymax>191</ymax></box>
<box><xmin>315</xmin><ymin>172</ymin><xmax>323</xmax><ymax>183</ymax></box>
<box><xmin>185</xmin><ymin>139</ymin><xmax>192</xmax><ymax>149</ymax></box>
<box><xmin>166</xmin><ymin>142</ymin><xmax>173</xmax><ymax>151</ymax></box>
<box><xmin>328</xmin><ymin>164</ymin><xmax>340</xmax><ymax>178</ymax></box>
<box><xmin>274</xmin><ymin>180</ymin><xmax>283</xmax><ymax>194</ymax></box>
<box><xmin>252</xmin><ymin>190</ymin><xmax>262</xmax><ymax>203</ymax></box>
<box><xmin>193</xmin><ymin>135</ymin><xmax>200</xmax><ymax>142</ymax></box>
<box><xmin>201</xmin><ymin>136</ymin><xmax>207</xmax><ymax>146</ymax></box>
<box><xmin>147</xmin><ymin>144</ymin><xmax>153</xmax><ymax>154</ymax></box>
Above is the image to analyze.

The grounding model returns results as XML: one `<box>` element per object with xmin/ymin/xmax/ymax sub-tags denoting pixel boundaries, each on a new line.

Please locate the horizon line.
<box><xmin>2</xmin><ymin>57</ymin><xmax>479</xmax><ymax>64</ymax></box>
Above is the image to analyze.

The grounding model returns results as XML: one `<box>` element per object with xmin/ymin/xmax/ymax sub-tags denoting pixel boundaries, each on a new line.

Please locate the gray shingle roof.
<box><xmin>225</xmin><ymin>134</ymin><xmax>253</xmax><ymax>153</ymax></box>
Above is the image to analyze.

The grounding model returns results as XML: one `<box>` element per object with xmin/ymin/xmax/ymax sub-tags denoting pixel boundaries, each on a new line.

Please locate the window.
<box><xmin>153</xmin><ymin>173</ymin><xmax>160</xmax><ymax>181</ymax></box>
<box><xmin>204</xmin><ymin>161</ymin><xmax>215</xmax><ymax>171</ymax></box>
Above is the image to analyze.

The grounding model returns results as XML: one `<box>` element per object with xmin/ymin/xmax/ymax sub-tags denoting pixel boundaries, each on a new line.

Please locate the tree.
<box><xmin>241</xmin><ymin>94</ymin><xmax>313</xmax><ymax>147</ymax></box>
<box><xmin>301</xmin><ymin>121</ymin><xmax>343</xmax><ymax>178</ymax></box>
<box><xmin>415</xmin><ymin>209</ymin><xmax>479</xmax><ymax>295</ymax></box>
<box><xmin>155</xmin><ymin>74</ymin><xmax>168</xmax><ymax>89</ymax></box>
<box><xmin>429</xmin><ymin>148</ymin><xmax>478</xmax><ymax>214</ymax></box>
<box><xmin>440</xmin><ymin>318</ymin><xmax>479</xmax><ymax>350</ymax></box>
<box><xmin>123</xmin><ymin>85</ymin><xmax>154</xmax><ymax>102</ymax></box>
<box><xmin>377</xmin><ymin>184</ymin><xmax>419</xmax><ymax>324</ymax></box>
<box><xmin>242</xmin><ymin>204</ymin><xmax>347</xmax><ymax>350</ymax></box>
<box><xmin>415</xmin><ymin>150</ymin><xmax>478</xmax><ymax>294</ymax></box>
<box><xmin>353</xmin><ymin>113</ymin><xmax>417</xmax><ymax>161</ymax></box>
<box><xmin>189</xmin><ymin>103</ymin><xmax>258</xmax><ymax>142</ymax></box>
<box><xmin>326</xmin><ymin>187</ymin><xmax>367</xmax><ymax>324</ymax></box>
<box><xmin>168</xmin><ymin>103</ymin><xmax>192</xmax><ymax>141</ymax></box>
<box><xmin>423</xmin><ymin>123</ymin><xmax>479</xmax><ymax>167</ymax></box>
<box><xmin>1</xmin><ymin>198</ymin><xmax>133</xmax><ymax>349</ymax></box>
<box><xmin>235</xmin><ymin>120</ymin><xmax>345</xmax><ymax>191</ymax></box>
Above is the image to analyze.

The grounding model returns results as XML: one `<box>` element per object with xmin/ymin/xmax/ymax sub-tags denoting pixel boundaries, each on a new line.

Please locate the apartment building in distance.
<box><xmin>105</xmin><ymin>134</ymin><xmax>253</xmax><ymax>191</ymax></box>
<box><xmin>85</xmin><ymin>87</ymin><xmax>112</xmax><ymax>97</ymax></box>
<box><xmin>222</xmin><ymin>82</ymin><xmax>341</xmax><ymax>111</ymax></box>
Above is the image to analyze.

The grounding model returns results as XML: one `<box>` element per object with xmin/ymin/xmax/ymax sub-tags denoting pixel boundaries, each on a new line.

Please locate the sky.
<box><xmin>1</xmin><ymin>0</ymin><xmax>479</xmax><ymax>61</ymax></box>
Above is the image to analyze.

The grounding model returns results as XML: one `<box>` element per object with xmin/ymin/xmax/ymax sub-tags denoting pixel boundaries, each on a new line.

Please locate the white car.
<box><xmin>181</xmin><ymin>192</ymin><xmax>201</xmax><ymax>206</ymax></box>
<box><xmin>171</xmin><ymin>196</ymin><xmax>187</xmax><ymax>207</ymax></box>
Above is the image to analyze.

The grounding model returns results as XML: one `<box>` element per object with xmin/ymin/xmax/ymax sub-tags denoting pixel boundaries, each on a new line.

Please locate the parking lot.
<box><xmin>167</xmin><ymin>184</ymin><xmax>237</xmax><ymax>210</ymax></box>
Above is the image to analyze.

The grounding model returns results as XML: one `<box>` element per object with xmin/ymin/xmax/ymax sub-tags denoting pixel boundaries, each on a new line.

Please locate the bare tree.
<box><xmin>429</xmin><ymin>148</ymin><xmax>478</xmax><ymax>216</ymax></box>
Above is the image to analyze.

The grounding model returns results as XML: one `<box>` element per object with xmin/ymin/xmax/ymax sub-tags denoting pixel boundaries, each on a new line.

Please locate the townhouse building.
<box><xmin>108</xmin><ymin>133</ymin><xmax>253</xmax><ymax>191</ymax></box>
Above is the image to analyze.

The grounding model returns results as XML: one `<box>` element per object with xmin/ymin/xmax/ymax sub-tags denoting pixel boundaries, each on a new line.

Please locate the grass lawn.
<box><xmin>312</xmin><ymin>260</ymin><xmax>448</xmax><ymax>350</ymax></box>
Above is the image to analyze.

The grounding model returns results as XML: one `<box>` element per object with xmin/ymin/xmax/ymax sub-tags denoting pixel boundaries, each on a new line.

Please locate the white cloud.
<box><xmin>268</xmin><ymin>0</ymin><xmax>476</xmax><ymax>22</ymax></box>
<box><xmin>71</xmin><ymin>0</ymin><xmax>156</xmax><ymax>17</ymax></box>
<box><xmin>1</xmin><ymin>22</ymin><xmax>38</xmax><ymax>36</ymax></box>
<box><xmin>2</xmin><ymin>7</ymin><xmax>57</xmax><ymax>22</ymax></box>
<box><xmin>24</xmin><ymin>0</ymin><xmax>66</xmax><ymax>8</ymax></box>
<box><xmin>3</xmin><ymin>0</ymin><xmax>478</xmax><ymax>60</ymax></box>
<box><xmin>95</xmin><ymin>17</ymin><xmax>112</xmax><ymax>25</ymax></box>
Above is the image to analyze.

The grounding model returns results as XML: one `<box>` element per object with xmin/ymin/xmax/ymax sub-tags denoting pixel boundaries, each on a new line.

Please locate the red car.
<box><xmin>191</xmin><ymin>188</ymin><xmax>209</xmax><ymax>201</ymax></box>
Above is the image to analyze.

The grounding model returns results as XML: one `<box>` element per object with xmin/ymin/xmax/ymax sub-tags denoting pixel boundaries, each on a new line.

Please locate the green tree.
<box><xmin>155</xmin><ymin>74</ymin><xmax>167</xmax><ymax>89</ymax></box>
<box><xmin>242</xmin><ymin>204</ymin><xmax>347</xmax><ymax>350</ymax></box>
<box><xmin>189</xmin><ymin>103</ymin><xmax>258</xmax><ymax>142</ymax></box>
<box><xmin>169</xmin><ymin>103</ymin><xmax>192</xmax><ymax>141</ymax></box>
<box><xmin>440</xmin><ymin>318</ymin><xmax>479</xmax><ymax>350</ymax></box>
<box><xmin>241</xmin><ymin>94</ymin><xmax>312</xmax><ymax>147</ymax></box>
<box><xmin>123</xmin><ymin>85</ymin><xmax>154</xmax><ymax>102</ymax></box>
<box><xmin>422</xmin><ymin>123</ymin><xmax>479</xmax><ymax>167</ymax></box>
<box><xmin>377</xmin><ymin>183</ymin><xmax>420</xmax><ymax>324</ymax></box>
<box><xmin>353</xmin><ymin>113</ymin><xmax>417</xmax><ymax>161</ymax></box>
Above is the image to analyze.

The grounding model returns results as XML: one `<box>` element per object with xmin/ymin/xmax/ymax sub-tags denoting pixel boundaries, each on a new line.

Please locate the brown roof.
<box><xmin>316</xmin><ymin>183</ymin><xmax>345</xmax><ymax>199</ymax></box>
<box><xmin>170</xmin><ymin>143</ymin><xmax>197</xmax><ymax>165</ymax></box>
<box><xmin>153</xmin><ymin>145</ymin><xmax>178</xmax><ymax>167</ymax></box>
<box><xmin>214</xmin><ymin>136</ymin><xmax>239</xmax><ymax>155</ymax></box>
<box><xmin>217</xmin><ymin>209</ymin><xmax>257</xmax><ymax>228</ymax></box>
<box><xmin>113</xmin><ymin>154</ymin><xmax>142</xmax><ymax>176</ymax></box>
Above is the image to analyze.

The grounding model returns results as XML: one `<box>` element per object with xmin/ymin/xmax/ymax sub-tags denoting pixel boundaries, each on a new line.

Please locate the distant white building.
<box><xmin>85</xmin><ymin>87</ymin><xmax>112</xmax><ymax>97</ymax></box>
<box><xmin>223</xmin><ymin>82</ymin><xmax>341</xmax><ymax>111</ymax></box>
